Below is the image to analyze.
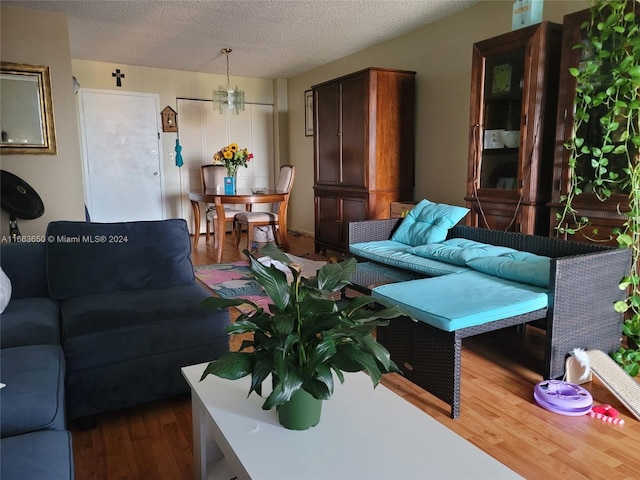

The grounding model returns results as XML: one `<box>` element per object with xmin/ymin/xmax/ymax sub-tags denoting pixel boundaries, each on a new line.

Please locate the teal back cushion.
<box><xmin>408</xmin><ymin>238</ymin><xmax>517</xmax><ymax>266</ymax></box>
<box><xmin>391</xmin><ymin>199</ymin><xmax>469</xmax><ymax>246</ymax></box>
<box><xmin>466</xmin><ymin>251</ymin><xmax>551</xmax><ymax>288</ymax></box>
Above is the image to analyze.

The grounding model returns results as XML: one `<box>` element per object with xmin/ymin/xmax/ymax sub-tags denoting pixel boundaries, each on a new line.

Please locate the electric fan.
<box><xmin>0</xmin><ymin>170</ymin><xmax>45</xmax><ymax>239</ymax></box>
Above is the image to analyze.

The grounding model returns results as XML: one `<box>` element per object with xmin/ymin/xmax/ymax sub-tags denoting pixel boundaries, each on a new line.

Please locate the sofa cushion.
<box><xmin>390</xmin><ymin>199</ymin><xmax>469</xmax><ymax>246</ymax></box>
<box><xmin>46</xmin><ymin>219</ymin><xmax>195</xmax><ymax>300</ymax></box>
<box><xmin>61</xmin><ymin>283</ymin><xmax>231</xmax><ymax>420</ymax></box>
<box><xmin>0</xmin><ymin>242</ymin><xmax>49</xmax><ymax>299</ymax></box>
<box><xmin>0</xmin><ymin>430</ymin><xmax>73</xmax><ymax>480</ymax></box>
<box><xmin>407</xmin><ymin>238</ymin><xmax>517</xmax><ymax>266</ymax></box>
<box><xmin>350</xmin><ymin>240</ymin><xmax>468</xmax><ymax>277</ymax></box>
<box><xmin>466</xmin><ymin>251</ymin><xmax>551</xmax><ymax>288</ymax></box>
<box><xmin>0</xmin><ymin>345</ymin><xmax>66</xmax><ymax>437</ymax></box>
<box><xmin>372</xmin><ymin>270</ymin><xmax>548</xmax><ymax>332</ymax></box>
<box><xmin>0</xmin><ymin>297</ymin><xmax>60</xmax><ymax>348</ymax></box>
<box><xmin>61</xmin><ymin>284</ymin><xmax>230</xmax><ymax>368</ymax></box>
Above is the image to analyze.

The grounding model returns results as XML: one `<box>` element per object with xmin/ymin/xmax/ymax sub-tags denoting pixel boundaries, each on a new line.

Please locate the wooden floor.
<box><xmin>70</xmin><ymin>232</ymin><xmax>640</xmax><ymax>480</ymax></box>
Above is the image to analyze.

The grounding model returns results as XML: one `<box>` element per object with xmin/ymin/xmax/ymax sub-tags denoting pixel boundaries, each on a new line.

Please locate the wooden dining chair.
<box><xmin>201</xmin><ymin>164</ymin><xmax>245</xmax><ymax>247</ymax></box>
<box><xmin>232</xmin><ymin>165</ymin><xmax>295</xmax><ymax>249</ymax></box>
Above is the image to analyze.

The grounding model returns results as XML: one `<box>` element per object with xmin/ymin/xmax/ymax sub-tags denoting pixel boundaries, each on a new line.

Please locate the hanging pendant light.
<box><xmin>213</xmin><ymin>48</ymin><xmax>246</xmax><ymax>115</ymax></box>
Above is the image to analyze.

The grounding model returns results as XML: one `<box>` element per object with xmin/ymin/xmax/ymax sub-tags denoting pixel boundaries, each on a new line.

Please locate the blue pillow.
<box><xmin>408</xmin><ymin>238</ymin><xmax>516</xmax><ymax>266</ymax></box>
<box><xmin>466</xmin><ymin>251</ymin><xmax>551</xmax><ymax>288</ymax></box>
<box><xmin>391</xmin><ymin>199</ymin><xmax>469</xmax><ymax>246</ymax></box>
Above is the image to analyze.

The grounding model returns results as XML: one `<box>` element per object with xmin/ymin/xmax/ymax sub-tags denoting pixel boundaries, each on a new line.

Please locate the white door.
<box><xmin>79</xmin><ymin>89</ymin><xmax>164</xmax><ymax>222</ymax></box>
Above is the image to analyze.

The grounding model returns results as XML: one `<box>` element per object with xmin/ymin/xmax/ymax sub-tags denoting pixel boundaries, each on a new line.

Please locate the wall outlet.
<box><xmin>168</xmin><ymin>152</ymin><xmax>175</xmax><ymax>161</ymax></box>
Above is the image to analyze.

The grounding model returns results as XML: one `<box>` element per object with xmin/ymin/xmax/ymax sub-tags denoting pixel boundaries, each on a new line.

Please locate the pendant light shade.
<box><xmin>213</xmin><ymin>48</ymin><xmax>245</xmax><ymax>115</ymax></box>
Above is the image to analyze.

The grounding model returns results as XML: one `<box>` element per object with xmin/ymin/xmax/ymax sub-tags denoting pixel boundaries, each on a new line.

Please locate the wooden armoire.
<box><xmin>312</xmin><ymin>67</ymin><xmax>416</xmax><ymax>253</ymax></box>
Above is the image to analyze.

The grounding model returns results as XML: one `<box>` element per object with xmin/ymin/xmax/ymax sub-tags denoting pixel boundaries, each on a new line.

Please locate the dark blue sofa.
<box><xmin>1</xmin><ymin>242</ymin><xmax>73</xmax><ymax>480</ymax></box>
<box><xmin>0</xmin><ymin>219</ymin><xmax>231</xmax><ymax>479</ymax></box>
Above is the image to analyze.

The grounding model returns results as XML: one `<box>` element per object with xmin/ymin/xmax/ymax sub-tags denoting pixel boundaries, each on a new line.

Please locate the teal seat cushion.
<box><xmin>349</xmin><ymin>240</ymin><xmax>468</xmax><ymax>277</ymax></box>
<box><xmin>372</xmin><ymin>271</ymin><xmax>548</xmax><ymax>332</ymax></box>
<box><xmin>466</xmin><ymin>251</ymin><xmax>551</xmax><ymax>287</ymax></box>
<box><xmin>390</xmin><ymin>199</ymin><xmax>469</xmax><ymax>246</ymax></box>
<box><xmin>408</xmin><ymin>238</ymin><xmax>517</xmax><ymax>266</ymax></box>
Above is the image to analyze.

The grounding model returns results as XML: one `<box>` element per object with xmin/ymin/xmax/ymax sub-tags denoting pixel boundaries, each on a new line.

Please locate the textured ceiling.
<box><xmin>4</xmin><ymin>0</ymin><xmax>478</xmax><ymax>79</ymax></box>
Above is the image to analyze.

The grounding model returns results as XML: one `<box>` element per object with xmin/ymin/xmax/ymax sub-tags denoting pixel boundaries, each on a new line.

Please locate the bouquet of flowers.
<box><xmin>213</xmin><ymin>143</ymin><xmax>253</xmax><ymax>177</ymax></box>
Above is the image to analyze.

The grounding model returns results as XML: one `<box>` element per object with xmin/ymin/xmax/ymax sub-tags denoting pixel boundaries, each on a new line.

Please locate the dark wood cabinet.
<box><xmin>548</xmin><ymin>8</ymin><xmax>635</xmax><ymax>246</ymax></box>
<box><xmin>465</xmin><ymin>22</ymin><xmax>562</xmax><ymax>236</ymax></box>
<box><xmin>313</xmin><ymin>68</ymin><xmax>416</xmax><ymax>253</ymax></box>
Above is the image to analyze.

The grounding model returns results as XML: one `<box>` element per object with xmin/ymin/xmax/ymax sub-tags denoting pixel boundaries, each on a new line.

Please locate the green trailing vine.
<box><xmin>556</xmin><ymin>0</ymin><xmax>640</xmax><ymax>375</ymax></box>
<box><xmin>614</xmin><ymin>157</ymin><xmax>640</xmax><ymax>376</ymax></box>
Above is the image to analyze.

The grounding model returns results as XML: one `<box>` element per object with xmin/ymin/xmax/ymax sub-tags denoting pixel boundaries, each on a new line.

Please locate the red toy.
<box><xmin>589</xmin><ymin>404</ymin><xmax>625</xmax><ymax>425</ymax></box>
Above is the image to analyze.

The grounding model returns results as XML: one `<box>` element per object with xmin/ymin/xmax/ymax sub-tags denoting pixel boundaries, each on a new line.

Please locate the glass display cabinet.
<box><xmin>548</xmin><ymin>7</ymin><xmax>638</xmax><ymax>245</ymax></box>
<box><xmin>465</xmin><ymin>22</ymin><xmax>562</xmax><ymax>235</ymax></box>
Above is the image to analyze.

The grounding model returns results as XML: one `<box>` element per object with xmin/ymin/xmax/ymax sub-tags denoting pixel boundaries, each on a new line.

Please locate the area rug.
<box><xmin>194</xmin><ymin>261</ymin><xmax>271</xmax><ymax>312</ymax></box>
<box><xmin>194</xmin><ymin>250</ymin><xmax>327</xmax><ymax>313</ymax></box>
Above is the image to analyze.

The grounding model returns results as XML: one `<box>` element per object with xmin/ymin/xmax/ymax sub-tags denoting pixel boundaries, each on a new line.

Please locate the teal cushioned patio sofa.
<box><xmin>348</xmin><ymin>202</ymin><xmax>631</xmax><ymax>418</ymax></box>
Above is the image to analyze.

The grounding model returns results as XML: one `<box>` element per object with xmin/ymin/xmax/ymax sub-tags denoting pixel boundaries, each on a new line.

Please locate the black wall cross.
<box><xmin>112</xmin><ymin>69</ymin><xmax>125</xmax><ymax>87</ymax></box>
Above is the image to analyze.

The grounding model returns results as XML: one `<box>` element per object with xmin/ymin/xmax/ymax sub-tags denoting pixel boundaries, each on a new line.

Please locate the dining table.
<box><xmin>188</xmin><ymin>188</ymin><xmax>290</xmax><ymax>263</ymax></box>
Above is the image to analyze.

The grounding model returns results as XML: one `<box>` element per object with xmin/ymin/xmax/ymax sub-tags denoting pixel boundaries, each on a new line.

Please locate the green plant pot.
<box><xmin>277</xmin><ymin>389</ymin><xmax>322</xmax><ymax>430</ymax></box>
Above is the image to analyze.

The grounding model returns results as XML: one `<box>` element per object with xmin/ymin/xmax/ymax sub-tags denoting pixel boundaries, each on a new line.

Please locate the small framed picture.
<box><xmin>492</xmin><ymin>64</ymin><xmax>511</xmax><ymax>95</ymax></box>
<box><xmin>304</xmin><ymin>89</ymin><xmax>313</xmax><ymax>137</ymax></box>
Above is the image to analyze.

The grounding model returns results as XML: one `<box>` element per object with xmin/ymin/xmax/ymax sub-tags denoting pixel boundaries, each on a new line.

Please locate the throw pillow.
<box><xmin>408</xmin><ymin>238</ymin><xmax>517</xmax><ymax>266</ymax></box>
<box><xmin>391</xmin><ymin>199</ymin><xmax>469</xmax><ymax>246</ymax></box>
<box><xmin>466</xmin><ymin>251</ymin><xmax>551</xmax><ymax>288</ymax></box>
<box><xmin>0</xmin><ymin>267</ymin><xmax>12</xmax><ymax>314</ymax></box>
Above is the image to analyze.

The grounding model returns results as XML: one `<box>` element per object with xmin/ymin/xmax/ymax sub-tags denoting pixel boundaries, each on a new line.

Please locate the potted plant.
<box><xmin>556</xmin><ymin>0</ymin><xmax>640</xmax><ymax>376</ymax></box>
<box><xmin>199</xmin><ymin>252</ymin><xmax>404</xmax><ymax>430</ymax></box>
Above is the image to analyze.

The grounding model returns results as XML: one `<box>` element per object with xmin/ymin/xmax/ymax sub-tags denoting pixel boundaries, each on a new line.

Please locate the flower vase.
<box><xmin>276</xmin><ymin>389</ymin><xmax>322</xmax><ymax>430</ymax></box>
<box><xmin>224</xmin><ymin>176</ymin><xmax>236</xmax><ymax>194</ymax></box>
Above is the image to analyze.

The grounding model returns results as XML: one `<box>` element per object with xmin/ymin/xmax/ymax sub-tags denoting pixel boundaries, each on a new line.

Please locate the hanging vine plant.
<box><xmin>556</xmin><ymin>0</ymin><xmax>640</xmax><ymax>375</ymax></box>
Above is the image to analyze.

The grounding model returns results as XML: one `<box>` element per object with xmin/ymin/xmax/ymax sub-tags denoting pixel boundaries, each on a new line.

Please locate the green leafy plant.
<box><xmin>611</xmin><ymin>345</ymin><xmax>640</xmax><ymax>376</ymax></box>
<box><xmin>556</xmin><ymin>0</ymin><xmax>640</xmax><ymax>374</ymax></box>
<box><xmin>200</xmin><ymin>253</ymin><xmax>403</xmax><ymax>410</ymax></box>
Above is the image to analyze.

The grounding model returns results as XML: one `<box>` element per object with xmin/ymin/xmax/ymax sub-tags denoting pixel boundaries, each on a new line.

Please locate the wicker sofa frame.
<box><xmin>348</xmin><ymin>219</ymin><xmax>632</xmax><ymax>418</ymax></box>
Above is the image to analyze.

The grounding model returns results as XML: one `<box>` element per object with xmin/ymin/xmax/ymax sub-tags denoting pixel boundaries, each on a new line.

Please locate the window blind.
<box><xmin>177</xmin><ymin>99</ymin><xmax>275</xmax><ymax>233</ymax></box>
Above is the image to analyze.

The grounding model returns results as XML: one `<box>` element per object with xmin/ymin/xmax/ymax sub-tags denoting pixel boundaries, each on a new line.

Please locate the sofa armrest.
<box><xmin>545</xmin><ymin>247</ymin><xmax>631</xmax><ymax>378</ymax></box>
<box><xmin>348</xmin><ymin>218</ymin><xmax>403</xmax><ymax>245</ymax></box>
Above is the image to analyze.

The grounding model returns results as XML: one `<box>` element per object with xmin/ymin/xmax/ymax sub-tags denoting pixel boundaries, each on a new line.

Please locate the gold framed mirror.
<box><xmin>0</xmin><ymin>62</ymin><xmax>57</xmax><ymax>155</ymax></box>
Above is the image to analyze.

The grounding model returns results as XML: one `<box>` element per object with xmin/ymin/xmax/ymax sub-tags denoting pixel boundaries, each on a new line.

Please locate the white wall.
<box><xmin>71</xmin><ymin>60</ymin><xmax>279</xmax><ymax>221</ymax></box>
<box><xmin>1</xmin><ymin>1</ymin><xmax>592</xmax><ymax>239</ymax></box>
<box><xmin>285</xmin><ymin>0</ymin><xmax>591</xmax><ymax>236</ymax></box>
<box><xmin>0</xmin><ymin>4</ymin><xmax>282</xmax><ymax>238</ymax></box>
<box><xmin>0</xmin><ymin>6</ymin><xmax>85</xmax><ymax>238</ymax></box>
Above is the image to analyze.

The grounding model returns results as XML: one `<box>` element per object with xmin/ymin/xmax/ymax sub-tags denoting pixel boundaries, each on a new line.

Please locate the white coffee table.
<box><xmin>182</xmin><ymin>363</ymin><xmax>522</xmax><ymax>480</ymax></box>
